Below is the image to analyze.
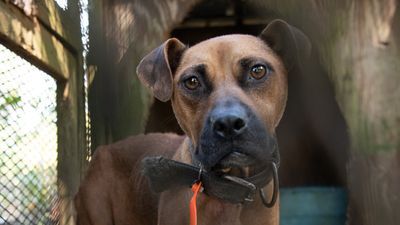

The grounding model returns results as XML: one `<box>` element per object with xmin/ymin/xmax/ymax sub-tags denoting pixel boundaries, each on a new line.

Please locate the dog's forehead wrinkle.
<box><xmin>183</xmin><ymin>63</ymin><xmax>206</xmax><ymax>75</ymax></box>
<box><xmin>184</xmin><ymin>35</ymin><xmax>270</xmax><ymax>58</ymax></box>
<box><xmin>177</xmin><ymin>37</ymin><xmax>281</xmax><ymax>79</ymax></box>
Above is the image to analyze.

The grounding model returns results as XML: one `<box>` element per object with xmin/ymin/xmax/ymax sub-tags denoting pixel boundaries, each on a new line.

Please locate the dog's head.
<box><xmin>137</xmin><ymin>20</ymin><xmax>310</xmax><ymax>178</ymax></box>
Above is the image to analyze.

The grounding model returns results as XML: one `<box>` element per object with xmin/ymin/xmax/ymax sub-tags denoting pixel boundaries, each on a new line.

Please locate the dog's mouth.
<box><xmin>211</xmin><ymin>152</ymin><xmax>265</xmax><ymax>178</ymax></box>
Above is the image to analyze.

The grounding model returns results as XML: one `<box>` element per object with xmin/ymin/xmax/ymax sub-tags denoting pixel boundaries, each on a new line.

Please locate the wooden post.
<box><xmin>88</xmin><ymin>0</ymin><xmax>201</xmax><ymax>151</ymax></box>
<box><xmin>57</xmin><ymin>0</ymin><xmax>87</xmax><ymax>224</ymax></box>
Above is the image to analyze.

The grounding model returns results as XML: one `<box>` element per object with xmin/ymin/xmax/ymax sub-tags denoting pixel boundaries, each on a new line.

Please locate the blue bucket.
<box><xmin>280</xmin><ymin>187</ymin><xmax>347</xmax><ymax>225</ymax></box>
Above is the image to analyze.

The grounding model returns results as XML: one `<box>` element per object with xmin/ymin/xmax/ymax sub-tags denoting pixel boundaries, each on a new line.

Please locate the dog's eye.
<box><xmin>184</xmin><ymin>76</ymin><xmax>200</xmax><ymax>90</ymax></box>
<box><xmin>250</xmin><ymin>65</ymin><xmax>268</xmax><ymax>80</ymax></box>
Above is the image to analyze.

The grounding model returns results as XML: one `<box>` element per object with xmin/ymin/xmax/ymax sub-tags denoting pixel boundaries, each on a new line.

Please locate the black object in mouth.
<box><xmin>212</xmin><ymin>152</ymin><xmax>261</xmax><ymax>178</ymax></box>
<box><xmin>215</xmin><ymin>152</ymin><xmax>255</xmax><ymax>168</ymax></box>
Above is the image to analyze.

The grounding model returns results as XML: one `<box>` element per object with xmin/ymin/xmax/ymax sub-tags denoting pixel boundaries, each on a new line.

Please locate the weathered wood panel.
<box><xmin>247</xmin><ymin>0</ymin><xmax>400</xmax><ymax>224</ymax></box>
<box><xmin>35</xmin><ymin>0</ymin><xmax>82</xmax><ymax>51</ymax></box>
<box><xmin>88</xmin><ymin>0</ymin><xmax>201</xmax><ymax>150</ymax></box>
<box><xmin>54</xmin><ymin>1</ymin><xmax>87</xmax><ymax>225</ymax></box>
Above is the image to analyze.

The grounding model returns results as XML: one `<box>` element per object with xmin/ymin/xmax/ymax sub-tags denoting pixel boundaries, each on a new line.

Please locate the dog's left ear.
<box><xmin>259</xmin><ymin>19</ymin><xmax>311</xmax><ymax>70</ymax></box>
<box><xmin>136</xmin><ymin>38</ymin><xmax>187</xmax><ymax>102</ymax></box>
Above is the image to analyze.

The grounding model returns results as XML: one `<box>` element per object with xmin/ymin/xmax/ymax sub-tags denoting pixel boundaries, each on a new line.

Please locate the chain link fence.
<box><xmin>0</xmin><ymin>44</ymin><xmax>59</xmax><ymax>225</ymax></box>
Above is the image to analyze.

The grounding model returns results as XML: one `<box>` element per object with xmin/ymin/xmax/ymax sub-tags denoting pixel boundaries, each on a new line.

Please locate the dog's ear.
<box><xmin>259</xmin><ymin>19</ymin><xmax>311</xmax><ymax>70</ymax></box>
<box><xmin>136</xmin><ymin>38</ymin><xmax>186</xmax><ymax>102</ymax></box>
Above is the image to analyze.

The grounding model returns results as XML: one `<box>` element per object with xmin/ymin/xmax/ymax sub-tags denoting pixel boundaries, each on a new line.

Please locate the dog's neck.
<box><xmin>157</xmin><ymin>136</ymin><xmax>279</xmax><ymax>225</ymax></box>
<box><xmin>172</xmin><ymin>137</ymin><xmax>194</xmax><ymax>164</ymax></box>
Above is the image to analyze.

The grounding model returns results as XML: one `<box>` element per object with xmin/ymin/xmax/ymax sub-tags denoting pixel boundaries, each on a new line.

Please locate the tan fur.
<box><xmin>75</xmin><ymin>29</ymin><xmax>297</xmax><ymax>225</ymax></box>
<box><xmin>75</xmin><ymin>133</ymin><xmax>185</xmax><ymax>225</ymax></box>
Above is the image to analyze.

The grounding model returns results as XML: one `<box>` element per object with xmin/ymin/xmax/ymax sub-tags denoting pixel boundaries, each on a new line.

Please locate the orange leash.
<box><xmin>190</xmin><ymin>182</ymin><xmax>202</xmax><ymax>225</ymax></box>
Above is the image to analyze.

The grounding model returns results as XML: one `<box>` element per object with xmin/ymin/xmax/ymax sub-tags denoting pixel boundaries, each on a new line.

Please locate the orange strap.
<box><xmin>190</xmin><ymin>182</ymin><xmax>202</xmax><ymax>225</ymax></box>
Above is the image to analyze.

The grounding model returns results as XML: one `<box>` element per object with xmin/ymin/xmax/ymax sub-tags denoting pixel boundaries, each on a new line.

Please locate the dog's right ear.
<box><xmin>136</xmin><ymin>38</ymin><xmax>186</xmax><ymax>102</ymax></box>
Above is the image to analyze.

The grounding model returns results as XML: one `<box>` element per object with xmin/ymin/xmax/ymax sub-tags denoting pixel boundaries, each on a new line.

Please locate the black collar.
<box><xmin>141</xmin><ymin>156</ymin><xmax>279</xmax><ymax>205</ymax></box>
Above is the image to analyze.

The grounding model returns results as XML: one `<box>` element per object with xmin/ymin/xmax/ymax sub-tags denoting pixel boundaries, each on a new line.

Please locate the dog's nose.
<box><xmin>213</xmin><ymin>115</ymin><xmax>247</xmax><ymax>138</ymax></box>
<box><xmin>210</xmin><ymin>101</ymin><xmax>248</xmax><ymax>139</ymax></box>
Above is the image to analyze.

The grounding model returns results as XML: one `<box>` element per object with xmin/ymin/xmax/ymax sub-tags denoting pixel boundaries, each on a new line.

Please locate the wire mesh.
<box><xmin>0</xmin><ymin>44</ymin><xmax>59</xmax><ymax>225</ymax></box>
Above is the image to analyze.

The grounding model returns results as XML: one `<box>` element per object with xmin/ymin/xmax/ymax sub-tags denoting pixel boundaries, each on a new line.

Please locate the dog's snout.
<box><xmin>198</xmin><ymin>99</ymin><xmax>276</xmax><ymax>169</ymax></box>
<box><xmin>210</xmin><ymin>103</ymin><xmax>248</xmax><ymax>139</ymax></box>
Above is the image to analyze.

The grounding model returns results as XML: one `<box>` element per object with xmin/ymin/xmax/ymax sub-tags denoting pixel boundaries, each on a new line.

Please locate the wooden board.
<box><xmin>0</xmin><ymin>0</ymin><xmax>77</xmax><ymax>80</ymax></box>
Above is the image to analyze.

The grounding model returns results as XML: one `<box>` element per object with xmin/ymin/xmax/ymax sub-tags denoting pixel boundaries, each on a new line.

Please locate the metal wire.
<box><xmin>0</xmin><ymin>44</ymin><xmax>59</xmax><ymax>225</ymax></box>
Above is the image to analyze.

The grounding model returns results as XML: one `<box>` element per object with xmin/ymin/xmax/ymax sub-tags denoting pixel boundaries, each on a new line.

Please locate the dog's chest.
<box><xmin>197</xmin><ymin>197</ymin><xmax>243</xmax><ymax>225</ymax></box>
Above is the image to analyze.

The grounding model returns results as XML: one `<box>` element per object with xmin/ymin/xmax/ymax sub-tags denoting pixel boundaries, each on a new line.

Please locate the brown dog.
<box><xmin>74</xmin><ymin>19</ymin><xmax>310</xmax><ymax>225</ymax></box>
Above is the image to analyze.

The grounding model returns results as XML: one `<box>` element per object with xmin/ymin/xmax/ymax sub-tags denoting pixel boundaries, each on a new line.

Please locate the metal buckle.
<box><xmin>259</xmin><ymin>162</ymin><xmax>279</xmax><ymax>208</ymax></box>
<box><xmin>223</xmin><ymin>175</ymin><xmax>257</xmax><ymax>202</ymax></box>
<box><xmin>197</xmin><ymin>165</ymin><xmax>203</xmax><ymax>182</ymax></box>
<box><xmin>192</xmin><ymin>164</ymin><xmax>204</xmax><ymax>192</ymax></box>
